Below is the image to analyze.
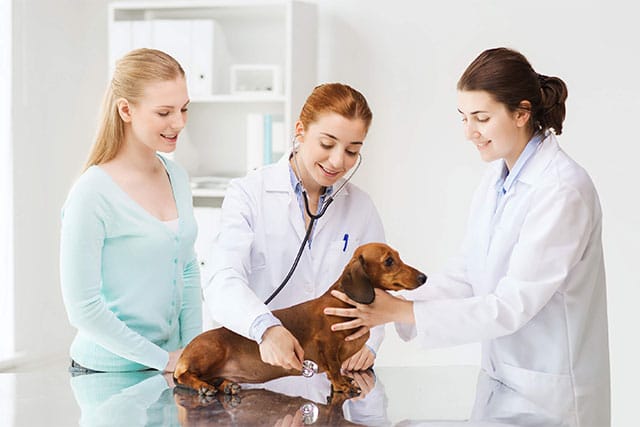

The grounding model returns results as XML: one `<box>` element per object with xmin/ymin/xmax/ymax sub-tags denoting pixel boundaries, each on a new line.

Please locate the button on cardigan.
<box><xmin>60</xmin><ymin>155</ymin><xmax>201</xmax><ymax>371</ymax></box>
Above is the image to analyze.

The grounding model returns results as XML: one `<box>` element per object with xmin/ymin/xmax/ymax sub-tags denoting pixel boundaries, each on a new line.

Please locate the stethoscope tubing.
<box><xmin>263</xmin><ymin>146</ymin><xmax>362</xmax><ymax>305</ymax></box>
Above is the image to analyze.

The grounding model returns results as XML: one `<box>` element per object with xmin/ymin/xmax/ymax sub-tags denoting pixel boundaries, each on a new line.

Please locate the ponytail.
<box><xmin>537</xmin><ymin>74</ymin><xmax>568</xmax><ymax>135</ymax></box>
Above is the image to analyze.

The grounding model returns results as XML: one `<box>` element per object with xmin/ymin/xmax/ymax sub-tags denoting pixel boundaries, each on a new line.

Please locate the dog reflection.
<box><xmin>174</xmin><ymin>386</ymin><xmax>361</xmax><ymax>426</ymax></box>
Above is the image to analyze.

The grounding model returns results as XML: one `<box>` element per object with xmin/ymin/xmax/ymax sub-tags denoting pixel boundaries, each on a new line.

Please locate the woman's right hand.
<box><xmin>259</xmin><ymin>325</ymin><xmax>304</xmax><ymax>371</ymax></box>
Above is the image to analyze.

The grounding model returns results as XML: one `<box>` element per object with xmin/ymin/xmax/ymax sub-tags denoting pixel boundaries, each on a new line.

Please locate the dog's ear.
<box><xmin>342</xmin><ymin>255</ymin><xmax>375</xmax><ymax>304</ymax></box>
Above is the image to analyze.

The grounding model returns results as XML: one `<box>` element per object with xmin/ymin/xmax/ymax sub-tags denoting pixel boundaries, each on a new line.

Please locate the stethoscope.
<box><xmin>263</xmin><ymin>135</ymin><xmax>363</xmax><ymax>305</ymax></box>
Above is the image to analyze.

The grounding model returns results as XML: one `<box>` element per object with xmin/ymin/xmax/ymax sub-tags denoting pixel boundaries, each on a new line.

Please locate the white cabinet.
<box><xmin>108</xmin><ymin>0</ymin><xmax>317</xmax><ymax>330</ymax></box>
<box><xmin>108</xmin><ymin>0</ymin><xmax>318</xmax><ymax>195</ymax></box>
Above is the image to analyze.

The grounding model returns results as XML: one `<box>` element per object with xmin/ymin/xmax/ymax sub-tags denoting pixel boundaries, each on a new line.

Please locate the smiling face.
<box><xmin>457</xmin><ymin>90</ymin><xmax>531</xmax><ymax>170</ymax></box>
<box><xmin>119</xmin><ymin>77</ymin><xmax>190</xmax><ymax>154</ymax></box>
<box><xmin>293</xmin><ymin>112</ymin><xmax>367</xmax><ymax>191</ymax></box>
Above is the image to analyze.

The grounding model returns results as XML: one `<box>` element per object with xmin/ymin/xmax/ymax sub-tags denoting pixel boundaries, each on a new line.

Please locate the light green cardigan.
<box><xmin>60</xmin><ymin>156</ymin><xmax>202</xmax><ymax>371</ymax></box>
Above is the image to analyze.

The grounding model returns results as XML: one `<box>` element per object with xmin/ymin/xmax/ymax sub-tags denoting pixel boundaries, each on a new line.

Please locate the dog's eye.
<box><xmin>384</xmin><ymin>257</ymin><xmax>394</xmax><ymax>267</ymax></box>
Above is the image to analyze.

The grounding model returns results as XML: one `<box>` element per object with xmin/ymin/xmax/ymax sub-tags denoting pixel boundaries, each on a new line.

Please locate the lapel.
<box><xmin>478</xmin><ymin>161</ymin><xmax>503</xmax><ymax>256</ymax></box>
<box><xmin>265</xmin><ymin>154</ymin><xmax>307</xmax><ymax>243</ymax></box>
<box><xmin>482</xmin><ymin>133</ymin><xmax>560</xmax><ymax>255</ymax></box>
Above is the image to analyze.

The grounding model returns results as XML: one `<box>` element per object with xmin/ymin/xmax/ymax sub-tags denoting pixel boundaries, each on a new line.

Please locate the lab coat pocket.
<box><xmin>323</xmin><ymin>237</ymin><xmax>360</xmax><ymax>281</ymax></box>
<box><xmin>495</xmin><ymin>362</ymin><xmax>573</xmax><ymax>418</ymax></box>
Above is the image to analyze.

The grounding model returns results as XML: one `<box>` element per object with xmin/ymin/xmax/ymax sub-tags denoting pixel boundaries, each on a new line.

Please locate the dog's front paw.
<box><xmin>198</xmin><ymin>392</ymin><xmax>217</xmax><ymax>405</ymax></box>
<box><xmin>223</xmin><ymin>381</ymin><xmax>241</xmax><ymax>395</ymax></box>
<box><xmin>332</xmin><ymin>377</ymin><xmax>361</xmax><ymax>397</ymax></box>
<box><xmin>222</xmin><ymin>393</ymin><xmax>241</xmax><ymax>408</ymax></box>
<box><xmin>346</xmin><ymin>384</ymin><xmax>362</xmax><ymax>398</ymax></box>
<box><xmin>198</xmin><ymin>386</ymin><xmax>216</xmax><ymax>398</ymax></box>
<box><xmin>345</xmin><ymin>377</ymin><xmax>362</xmax><ymax>398</ymax></box>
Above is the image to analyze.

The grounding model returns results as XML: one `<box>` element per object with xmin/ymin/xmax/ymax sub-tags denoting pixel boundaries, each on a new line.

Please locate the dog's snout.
<box><xmin>417</xmin><ymin>273</ymin><xmax>427</xmax><ymax>285</ymax></box>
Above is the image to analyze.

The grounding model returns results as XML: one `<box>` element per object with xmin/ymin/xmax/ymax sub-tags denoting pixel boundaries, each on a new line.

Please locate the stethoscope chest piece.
<box><xmin>301</xmin><ymin>359</ymin><xmax>319</xmax><ymax>378</ymax></box>
<box><xmin>300</xmin><ymin>402</ymin><xmax>319</xmax><ymax>424</ymax></box>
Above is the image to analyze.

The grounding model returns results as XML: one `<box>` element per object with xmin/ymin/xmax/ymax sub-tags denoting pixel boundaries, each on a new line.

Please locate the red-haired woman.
<box><xmin>205</xmin><ymin>83</ymin><xmax>386</xmax><ymax>373</ymax></box>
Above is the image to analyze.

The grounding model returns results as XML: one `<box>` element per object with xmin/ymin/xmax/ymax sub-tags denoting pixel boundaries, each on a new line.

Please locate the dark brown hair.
<box><xmin>298</xmin><ymin>83</ymin><xmax>372</xmax><ymax>133</ymax></box>
<box><xmin>457</xmin><ymin>47</ymin><xmax>568</xmax><ymax>135</ymax></box>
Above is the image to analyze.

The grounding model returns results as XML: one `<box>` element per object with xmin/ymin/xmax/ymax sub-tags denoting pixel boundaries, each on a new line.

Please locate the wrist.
<box><xmin>397</xmin><ymin>299</ymin><xmax>415</xmax><ymax>324</ymax></box>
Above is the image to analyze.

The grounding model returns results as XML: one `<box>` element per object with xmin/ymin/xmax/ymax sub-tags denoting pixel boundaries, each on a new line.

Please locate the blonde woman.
<box><xmin>60</xmin><ymin>48</ymin><xmax>201</xmax><ymax>373</ymax></box>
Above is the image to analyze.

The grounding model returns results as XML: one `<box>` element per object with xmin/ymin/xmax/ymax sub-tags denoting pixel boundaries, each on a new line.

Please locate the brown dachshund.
<box><xmin>174</xmin><ymin>242</ymin><xmax>427</xmax><ymax>397</ymax></box>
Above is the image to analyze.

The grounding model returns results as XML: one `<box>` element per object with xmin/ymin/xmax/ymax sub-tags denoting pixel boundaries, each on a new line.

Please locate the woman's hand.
<box><xmin>343</xmin><ymin>368</ymin><xmax>376</xmax><ymax>400</ymax></box>
<box><xmin>324</xmin><ymin>288</ymin><xmax>415</xmax><ymax>341</ymax></box>
<box><xmin>259</xmin><ymin>325</ymin><xmax>304</xmax><ymax>371</ymax></box>
<box><xmin>164</xmin><ymin>348</ymin><xmax>183</xmax><ymax>373</ymax></box>
<box><xmin>341</xmin><ymin>345</ymin><xmax>375</xmax><ymax>371</ymax></box>
<box><xmin>274</xmin><ymin>409</ymin><xmax>304</xmax><ymax>427</ymax></box>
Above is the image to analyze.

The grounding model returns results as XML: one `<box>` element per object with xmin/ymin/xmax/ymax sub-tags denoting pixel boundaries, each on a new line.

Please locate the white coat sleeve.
<box><xmin>409</xmin><ymin>182</ymin><xmax>594</xmax><ymax>349</ymax></box>
<box><xmin>202</xmin><ymin>179</ymin><xmax>271</xmax><ymax>339</ymax></box>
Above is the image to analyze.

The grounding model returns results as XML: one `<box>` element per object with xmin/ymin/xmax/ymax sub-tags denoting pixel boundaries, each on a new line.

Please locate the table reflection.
<box><xmin>68</xmin><ymin>367</ymin><xmax>600</xmax><ymax>426</ymax></box>
<box><xmin>70</xmin><ymin>369</ymin><xmax>389</xmax><ymax>426</ymax></box>
<box><xmin>396</xmin><ymin>370</ymin><xmax>589</xmax><ymax>427</ymax></box>
<box><xmin>70</xmin><ymin>370</ymin><xmax>177</xmax><ymax>426</ymax></box>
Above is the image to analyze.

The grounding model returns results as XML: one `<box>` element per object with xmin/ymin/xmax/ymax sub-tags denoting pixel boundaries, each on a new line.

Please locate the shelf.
<box><xmin>191</xmin><ymin>188</ymin><xmax>227</xmax><ymax>198</ymax></box>
<box><xmin>190</xmin><ymin>175</ymin><xmax>232</xmax><ymax>198</ymax></box>
<box><xmin>189</xmin><ymin>94</ymin><xmax>286</xmax><ymax>104</ymax></box>
<box><xmin>109</xmin><ymin>0</ymin><xmax>316</xmax><ymax>192</ymax></box>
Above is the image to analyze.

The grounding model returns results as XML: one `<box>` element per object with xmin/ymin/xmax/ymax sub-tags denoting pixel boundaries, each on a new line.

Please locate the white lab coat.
<box><xmin>204</xmin><ymin>154</ymin><xmax>386</xmax><ymax>351</ymax></box>
<box><xmin>398</xmin><ymin>133</ymin><xmax>610</xmax><ymax>427</ymax></box>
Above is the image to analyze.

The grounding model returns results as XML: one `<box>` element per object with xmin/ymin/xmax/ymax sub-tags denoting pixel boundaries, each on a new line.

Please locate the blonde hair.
<box><xmin>84</xmin><ymin>48</ymin><xmax>185</xmax><ymax>169</ymax></box>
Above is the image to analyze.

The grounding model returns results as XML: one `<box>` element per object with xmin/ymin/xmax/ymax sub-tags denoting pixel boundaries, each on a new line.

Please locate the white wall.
<box><xmin>316</xmin><ymin>0</ymin><xmax>639</xmax><ymax>424</ymax></box>
<box><xmin>11</xmin><ymin>0</ymin><xmax>109</xmax><ymax>361</ymax></box>
<box><xmin>1</xmin><ymin>0</ymin><xmax>14</xmax><ymax>363</ymax></box>
<box><xmin>9</xmin><ymin>0</ymin><xmax>638</xmax><ymax>424</ymax></box>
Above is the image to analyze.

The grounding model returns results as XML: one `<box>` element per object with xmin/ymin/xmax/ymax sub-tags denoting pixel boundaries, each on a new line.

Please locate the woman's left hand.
<box><xmin>324</xmin><ymin>288</ymin><xmax>414</xmax><ymax>341</ymax></box>
<box><xmin>341</xmin><ymin>345</ymin><xmax>375</xmax><ymax>371</ymax></box>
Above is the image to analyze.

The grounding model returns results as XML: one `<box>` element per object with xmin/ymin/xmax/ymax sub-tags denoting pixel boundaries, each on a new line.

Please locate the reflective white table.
<box><xmin>0</xmin><ymin>360</ymin><xmax>582</xmax><ymax>426</ymax></box>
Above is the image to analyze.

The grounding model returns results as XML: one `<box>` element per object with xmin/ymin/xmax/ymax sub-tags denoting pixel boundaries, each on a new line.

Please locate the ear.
<box><xmin>514</xmin><ymin>100</ymin><xmax>532</xmax><ymax>128</ymax></box>
<box><xmin>341</xmin><ymin>256</ymin><xmax>375</xmax><ymax>304</ymax></box>
<box><xmin>116</xmin><ymin>98</ymin><xmax>133</xmax><ymax>123</ymax></box>
<box><xmin>294</xmin><ymin>120</ymin><xmax>305</xmax><ymax>139</ymax></box>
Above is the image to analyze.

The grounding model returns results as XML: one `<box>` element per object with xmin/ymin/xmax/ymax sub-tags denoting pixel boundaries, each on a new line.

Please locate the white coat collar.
<box><xmin>488</xmin><ymin>132</ymin><xmax>560</xmax><ymax>189</ymax></box>
<box><xmin>517</xmin><ymin>132</ymin><xmax>560</xmax><ymax>185</ymax></box>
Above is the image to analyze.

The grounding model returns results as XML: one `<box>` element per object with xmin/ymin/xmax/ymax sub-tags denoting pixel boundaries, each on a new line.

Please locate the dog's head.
<box><xmin>339</xmin><ymin>243</ymin><xmax>427</xmax><ymax>304</ymax></box>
